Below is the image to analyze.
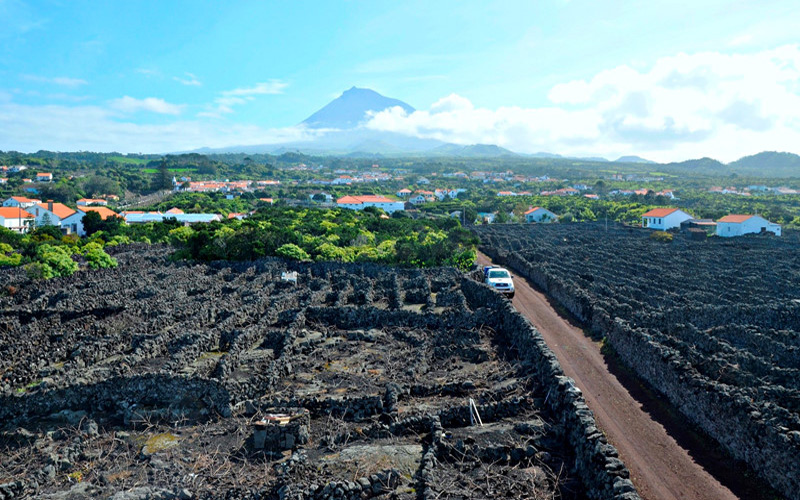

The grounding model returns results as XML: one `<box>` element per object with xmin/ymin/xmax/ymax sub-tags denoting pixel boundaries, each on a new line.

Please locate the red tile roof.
<box><xmin>525</xmin><ymin>206</ymin><xmax>543</xmax><ymax>215</ymax></box>
<box><xmin>717</xmin><ymin>214</ymin><xmax>754</xmax><ymax>223</ymax></box>
<box><xmin>641</xmin><ymin>208</ymin><xmax>679</xmax><ymax>218</ymax></box>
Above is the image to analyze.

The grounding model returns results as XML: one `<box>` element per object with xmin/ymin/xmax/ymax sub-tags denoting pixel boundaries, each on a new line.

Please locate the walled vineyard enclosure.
<box><xmin>0</xmin><ymin>245</ymin><xmax>638</xmax><ymax>500</ymax></box>
<box><xmin>475</xmin><ymin>223</ymin><xmax>800</xmax><ymax>500</ymax></box>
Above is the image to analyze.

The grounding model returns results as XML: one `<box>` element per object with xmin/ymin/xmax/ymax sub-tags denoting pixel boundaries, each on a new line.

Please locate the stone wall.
<box><xmin>0</xmin><ymin>374</ymin><xmax>231</xmax><ymax>424</ymax></box>
<box><xmin>482</xmin><ymin>246</ymin><xmax>800</xmax><ymax>499</ymax></box>
<box><xmin>460</xmin><ymin>278</ymin><xmax>640</xmax><ymax>500</ymax></box>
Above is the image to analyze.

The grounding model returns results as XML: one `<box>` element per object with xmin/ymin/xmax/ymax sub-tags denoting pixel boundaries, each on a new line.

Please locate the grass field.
<box><xmin>141</xmin><ymin>168</ymin><xmax>196</xmax><ymax>174</ymax></box>
<box><xmin>107</xmin><ymin>155</ymin><xmax>149</xmax><ymax>165</ymax></box>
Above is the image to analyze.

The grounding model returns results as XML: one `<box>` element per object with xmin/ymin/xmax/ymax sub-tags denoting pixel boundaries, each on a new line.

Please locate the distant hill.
<box><xmin>432</xmin><ymin>143</ymin><xmax>517</xmax><ymax>157</ymax></box>
<box><xmin>301</xmin><ymin>87</ymin><xmax>415</xmax><ymax>129</ymax></box>
<box><xmin>616</xmin><ymin>155</ymin><xmax>655</xmax><ymax>164</ymax></box>
<box><xmin>661</xmin><ymin>157</ymin><xmax>725</xmax><ymax>175</ymax></box>
<box><xmin>728</xmin><ymin>151</ymin><xmax>800</xmax><ymax>177</ymax></box>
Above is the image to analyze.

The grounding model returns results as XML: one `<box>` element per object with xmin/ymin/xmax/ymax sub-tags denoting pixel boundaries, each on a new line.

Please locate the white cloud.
<box><xmin>365</xmin><ymin>45</ymin><xmax>800</xmax><ymax>162</ymax></box>
<box><xmin>0</xmin><ymin>101</ymin><xmax>318</xmax><ymax>153</ymax></box>
<box><xmin>23</xmin><ymin>75</ymin><xmax>87</xmax><ymax>87</ymax></box>
<box><xmin>109</xmin><ymin>96</ymin><xmax>184</xmax><ymax>115</ymax></box>
<box><xmin>201</xmin><ymin>80</ymin><xmax>288</xmax><ymax>116</ymax></box>
<box><xmin>728</xmin><ymin>34</ymin><xmax>753</xmax><ymax>47</ymax></box>
<box><xmin>173</xmin><ymin>72</ymin><xmax>202</xmax><ymax>86</ymax></box>
<box><xmin>221</xmin><ymin>80</ymin><xmax>288</xmax><ymax>97</ymax></box>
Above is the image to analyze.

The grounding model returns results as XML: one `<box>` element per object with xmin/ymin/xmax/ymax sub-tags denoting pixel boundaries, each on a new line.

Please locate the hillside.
<box><xmin>728</xmin><ymin>151</ymin><xmax>800</xmax><ymax>177</ymax></box>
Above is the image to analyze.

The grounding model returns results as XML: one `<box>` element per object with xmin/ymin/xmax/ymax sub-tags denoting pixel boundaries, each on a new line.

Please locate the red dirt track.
<box><xmin>477</xmin><ymin>252</ymin><xmax>738</xmax><ymax>500</ymax></box>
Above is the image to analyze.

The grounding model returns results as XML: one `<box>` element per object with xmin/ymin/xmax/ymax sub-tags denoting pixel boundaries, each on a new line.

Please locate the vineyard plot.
<box><xmin>0</xmin><ymin>245</ymin><xmax>600</xmax><ymax>500</ymax></box>
<box><xmin>475</xmin><ymin>223</ymin><xmax>800</xmax><ymax>499</ymax></box>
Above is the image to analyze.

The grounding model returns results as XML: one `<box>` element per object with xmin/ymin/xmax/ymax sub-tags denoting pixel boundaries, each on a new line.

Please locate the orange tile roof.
<box><xmin>355</xmin><ymin>195</ymin><xmax>395</xmax><ymax>203</ymax></box>
<box><xmin>10</xmin><ymin>196</ymin><xmax>40</xmax><ymax>203</ymax></box>
<box><xmin>0</xmin><ymin>207</ymin><xmax>33</xmax><ymax>218</ymax></box>
<box><xmin>165</xmin><ymin>207</ymin><xmax>184</xmax><ymax>214</ymax></box>
<box><xmin>641</xmin><ymin>208</ymin><xmax>680</xmax><ymax>218</ymax></box>
<box><xmin>79</xmin><ymin>206</ymin><xmax>118</xmax><ymax>220</ymax></box>
<box><xmin>36</xmin><ymin>202</ymin><xmax>76</xmax><ymax>219</ymax></box>
<box><xmin>337</xmin><ymin>195</ymin><xmax>396</xmax><ymax>204</ymax></box>
<box><xmin>525</xmin><ymin>206</ymin><xmax>543</xmax><ymax>215</ymax></box>
<box><xmin>717</xmin><ymin>214</ymin><xmax>754</xmax><ymax>223</ymax></box>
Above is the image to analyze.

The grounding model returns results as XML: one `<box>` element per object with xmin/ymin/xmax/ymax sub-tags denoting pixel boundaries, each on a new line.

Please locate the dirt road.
<box><xmin>477</xmin><ymin>253</ymin><xmax>740</xmax><ymax>500</ymax></box>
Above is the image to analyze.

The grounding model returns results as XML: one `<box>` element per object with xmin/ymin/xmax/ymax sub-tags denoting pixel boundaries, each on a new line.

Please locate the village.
<box><xmin>0</xmin><ymin>162</ymin><xmax>788</xmax><ymax>238</ymax></box>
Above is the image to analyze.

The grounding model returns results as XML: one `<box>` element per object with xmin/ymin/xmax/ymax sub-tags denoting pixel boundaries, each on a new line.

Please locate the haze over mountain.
<box><xmin>197</xmin><ymin>87</ymin><xmax>522</xmax><ymax>157</ymax></box>
<box><xmin>301</xmin><ymin>87</ymin><xmax>415</xmax><ymax>129</ymax></box>
<box><xmin>188</xmin><ymin>88</ymin><xmax>800</xmax><ymax>176</ymax></box>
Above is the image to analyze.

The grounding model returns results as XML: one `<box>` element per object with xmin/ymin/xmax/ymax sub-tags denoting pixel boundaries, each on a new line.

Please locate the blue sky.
<box><xmin>1</xmin><ymin>0</ymin><xmax>799</xmax><ymax>161</ymax></box>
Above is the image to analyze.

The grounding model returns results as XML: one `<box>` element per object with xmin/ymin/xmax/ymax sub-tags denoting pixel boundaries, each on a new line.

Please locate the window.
<box><xmin>488</xmin><ymin>270</ymin><xmax>510</xmax><ymax>279</ymax></box>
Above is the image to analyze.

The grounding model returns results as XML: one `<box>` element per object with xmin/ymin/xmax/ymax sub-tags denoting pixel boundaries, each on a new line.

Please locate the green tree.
<box><xmin>151</xmin><ymin>162</ymin><xmax>173</xmax><ymax>192</ymax></box>
<box><xmin>275</xmin><ymin>243</ymin><xmax>310</xmax><ymax>261</ymax></box>
<box><xmin>82</xmin><ymin>211</ymin><xmax>103</xmax><ymax>236</ymax></box>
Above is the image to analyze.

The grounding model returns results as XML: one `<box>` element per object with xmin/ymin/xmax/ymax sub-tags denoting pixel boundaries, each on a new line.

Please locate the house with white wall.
<box><xmin>76</xmin><ymin>198</ymin><xmax>108</xmax><ymax>206</ymax></box>
<box><xmin>62</xmin><ymin>206</ymin><xmax>120</xmax><ymax>236</ymax></box>
<box><xmin>336</xmin><ymin>195</ymin><xmax>405</xmax><ymax>214</ymax></box>
<box><xmin>525</xmin><ymin>207</ymin><xmax>557</xmax><ymax>223</ymax></box>
<box><xmin>0</xmin><ymin>207</ymin><xmax>34</xmax><ymax>232</ymax></box>
<box><xmin>716</xmin><ymin>215</ymin><xmax>781</xmax><ymax>237</ymax></box>
<box><xmin>31</xmin><ymin>201</ymin><xmax>76</xmax><ymax>227</ymax></box>
<box><xmin>3</xmin><ymin>196</ymin><xmax>41</xmax><ymax>209</ymax></box>
<box><xmin>641</xmin><ymin>208</ymin><xmax>693</xmax><ymax>230</ymax></box>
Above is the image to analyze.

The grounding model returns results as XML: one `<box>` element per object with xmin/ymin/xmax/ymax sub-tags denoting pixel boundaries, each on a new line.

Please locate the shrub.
<box><xmin>649</xmin><ymin>231</ymin><xmax>674</xmax><ymax>243</ymax></box>
<box><xmin>31</xmin><ymin>244</ymin><xmax>78</xmax><ymax>279</ymax></box>
<box><xmin>106</xmin><ymin>235</ymin><xmax>132</xmax><ymax>247</ymax></box>
<box><xmin>275</xmin><ymin>243</ymin><xmax>310</xmax><ymax>261</ymax></box>
<box><xmin>82</xmin><ymin>242</ymin><xmax>118</xmax><ymax>269</ymax></box>
<box><xmin>0</xmin><ymin>243</ymin><xmax>22</xmax><ymax>267</ymax></box>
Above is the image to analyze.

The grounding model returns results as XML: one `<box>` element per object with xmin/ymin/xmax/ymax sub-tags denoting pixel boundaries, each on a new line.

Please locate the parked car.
<box><xmin>483</xmin><ymin>266</ymin><xmax>515</xmax><ymax>298</ymax></box>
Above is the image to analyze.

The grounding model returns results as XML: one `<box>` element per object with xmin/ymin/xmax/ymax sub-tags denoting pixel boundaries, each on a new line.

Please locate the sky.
<box><xmin>1</xmin><ymin>0</ymin><xmax>799</xmax><ymax>162</ymax></box>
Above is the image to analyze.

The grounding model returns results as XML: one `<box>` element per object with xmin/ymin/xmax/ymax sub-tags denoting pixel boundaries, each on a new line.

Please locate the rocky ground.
<box><xmin>0</xmin><ymin>245</ymin><xmax>589</xmax><ymax>500</ymax></box>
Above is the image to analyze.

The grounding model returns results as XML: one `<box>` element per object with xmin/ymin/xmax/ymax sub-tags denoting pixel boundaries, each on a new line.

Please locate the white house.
<box><xmin>36</xmin><ymin>172</ymin><xmax>53</xmax><ymax>182</ymax></box>
<box><xmin>409</xmin><ymin>193</ymin><xmax>435</xmax><ymax>205</ymax></box>
<box><xmin>447</xmin><ymin>188</ymin><xmax>466</xmax><ymax>199</ymax></box>
<box><xmin>641</xmin><ymin>208</ymin><xmax>693</xmax><ymax>230</ymax></box>
<box><xmin>30</xmin><ymin>201</ymin><xmax>76</xmax><ymax>227</ymax></box>
<box><xmin>0</xmin><ymin>207</ymin><xmax>34</xmax><ymax>232</ymax></box>
<box><xmin>61</xmin><ymin>206</ymin><xmax>119</xmax><ymax>236</ymax></box>
<box><xmin>308</xmin><ymin>191</ymin><xmax>333</xmax><ymax>203</ymax></box>
<box><xmin>716</xmin><ymin>215</ymin><xmax>781</xmax><ymax>237</ymax></box>
<box><xmin>76</xmin><ymin>198</ymin><xmax>108</xmax><ymax>206</ymax></box>
<box><xmin>3</xmin><ymin>196</ymin><xmax>41</xmax><ymax>209</ymax></box>
<box><xmin>525</xmin><ymin>206</ymin><xmax>557</xmax><ymax>223</ymax></box>
<box><xmin>336</xmin><ymin>195</ymin><xmax>405</xmax><ymax>214</ymax></box>
<box><xmin>396</xmin><ymin>188</ymin><xmax>412</xmax><ymax>198</ymax></box>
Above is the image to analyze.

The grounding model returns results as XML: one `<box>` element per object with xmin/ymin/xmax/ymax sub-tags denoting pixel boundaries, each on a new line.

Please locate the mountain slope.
<box><xmin>728</xmin><ymin>151</ymin><xmax>800</xmax><ymax>176</ymax></box>
<box><xmin>616</xmin><ymin>155</ymin><xmax>655</xmax><ymax>164</ymax></box>
<box><xmin>302</xmin><ymin>87</ymin><xmax>415</xmax><ymax>129</ymax></box>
